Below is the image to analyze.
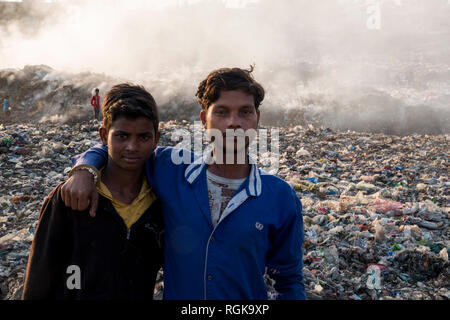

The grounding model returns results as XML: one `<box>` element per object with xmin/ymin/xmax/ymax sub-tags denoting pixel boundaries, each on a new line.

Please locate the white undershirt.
<box><xmin>206</xmin><ymin>169</ymin><xmax>246</xmax><ymax>227</ymax></box>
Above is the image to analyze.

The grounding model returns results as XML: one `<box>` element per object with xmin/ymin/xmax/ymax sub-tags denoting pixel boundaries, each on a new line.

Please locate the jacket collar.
<box><xmin>184</xmin><ymin>149</ymin><xmax>262</xmax><ymax>197</ymax></box>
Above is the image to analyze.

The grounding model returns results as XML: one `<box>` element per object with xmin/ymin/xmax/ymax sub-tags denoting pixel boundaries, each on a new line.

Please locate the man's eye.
<box><xmin>215</xmin><ymin>110</ymin><xmax>226</xmax><ymax>115</ymax></box>
<box><xmin>117</xmin><ymin>134</ymin><xmax>127</xmax><ymax>139</ymax></box>
<box><xmin>141</xmin><ymin>135</ymin><xmax>151</xmax><ymax>141</ymax></box>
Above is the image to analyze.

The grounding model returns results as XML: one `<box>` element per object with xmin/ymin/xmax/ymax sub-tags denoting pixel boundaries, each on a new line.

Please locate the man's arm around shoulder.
<box><xmin>60</xmin><ymin>143</ymin><xmax>108</xmax><ymax>215</ymax></box>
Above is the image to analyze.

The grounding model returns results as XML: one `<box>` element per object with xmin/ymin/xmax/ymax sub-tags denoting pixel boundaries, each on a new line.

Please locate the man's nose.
<box><xmin>125</xmin><ymin>138</ymin><xmax>138</xmax><ymax>151</ymax></box>
<box><xmin>227</xmin><ymin>112</ymin><xmax>242</xmax><ymax>129</ymax></box>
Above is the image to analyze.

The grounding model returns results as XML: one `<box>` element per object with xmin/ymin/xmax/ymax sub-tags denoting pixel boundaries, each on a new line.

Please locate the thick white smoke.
<box><xmin>0</xmin><ymin>0</ymin><xmax>449</xmax><ymax>134</ymax></box>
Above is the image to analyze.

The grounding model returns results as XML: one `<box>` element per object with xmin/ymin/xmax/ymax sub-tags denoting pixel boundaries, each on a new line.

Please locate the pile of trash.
<box><xmin>0</xmin><ymin>65</ymin><xmax>120</xmax><ymax>124</ymax></box>
<box><xmin>278</xmin><ymin>124</ymin><xmax>449</xmax><ymax>300</ymax></box>
<box><xmin>0</xmin><ymin>65</ymin><xmax>201</xmax><ymax>126</ymax></box>
<box><xmin>0</xmin><ymin>120</ymin><xmax>448</xmax><ymax>300</ymax></box>
<box><xmin>0</xmin><ymin>121</ymin><xmax>100</xmax><ymax>299</ymax></box>
<box><xmin>2</xmin><ymin>63</ymin><xmax>449</xmax><ymax>136</ymax></box>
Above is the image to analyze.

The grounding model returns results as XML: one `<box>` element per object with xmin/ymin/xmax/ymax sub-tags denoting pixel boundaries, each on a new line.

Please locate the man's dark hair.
<box><xmin>102</xmin><ymin>83</ymin><xmax>159</xmax><ymax>133</ymax></box>
<box><xmin>195</xmin><ymin>65</ymin><xmax>265</xmax><ymax>111</ymax></box>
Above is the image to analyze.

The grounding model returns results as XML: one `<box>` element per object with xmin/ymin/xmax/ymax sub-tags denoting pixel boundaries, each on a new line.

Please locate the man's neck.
<box><xmin>101</xmin><ymin>163</ymin><xmax>143</xmax><ymax>204</ymax></box>
<box><xmin>208</xmin><ymin>149</ymin><xmax>251</xmax><ymax>179</ymax></box>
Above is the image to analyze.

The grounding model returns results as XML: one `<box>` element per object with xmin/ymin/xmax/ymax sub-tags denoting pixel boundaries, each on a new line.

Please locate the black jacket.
<box><xmin>22</xmin><ymin>183</ymin><xmax>164</xmax><ymax>300</ymax></box>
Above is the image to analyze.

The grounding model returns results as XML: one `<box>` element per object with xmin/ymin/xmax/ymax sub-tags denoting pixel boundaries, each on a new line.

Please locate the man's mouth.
<box><xmin>222</xmin><ymin>132</ymin><xmax>246</xmax><ymax>139</ymax></box>
<box><xmin>122</xmin><ymin>156</ymin><xmax>141</xmax><ymax>163</ymax></box>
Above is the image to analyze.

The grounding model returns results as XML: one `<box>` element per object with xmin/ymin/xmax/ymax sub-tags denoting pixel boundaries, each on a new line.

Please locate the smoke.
<box><xmin>0</xmin><ymin>0</ymin><xmax>449</xmax><ymax>134</ymax></box>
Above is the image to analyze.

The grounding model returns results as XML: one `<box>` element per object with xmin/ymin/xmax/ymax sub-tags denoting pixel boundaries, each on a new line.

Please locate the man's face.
<box><xmin>99</xmin><ymin>116</ymin><xmax>159</xmax><ymax>171</ymax></box>
<box><xmin>200</xmin><ymin>90</ymin><xmax>260</xmax><ymax>158</ymax></box>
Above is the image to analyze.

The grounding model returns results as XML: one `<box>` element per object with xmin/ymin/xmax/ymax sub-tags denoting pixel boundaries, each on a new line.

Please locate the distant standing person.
<box><xmin>90</xmin><ymin>88</ymin><xmax>101</xmax><ymax>120</ymax></box>
<box><xmin>3</xmin><ymin>96</ymin><xmax>10</xmax><ymax>115</ymax></box>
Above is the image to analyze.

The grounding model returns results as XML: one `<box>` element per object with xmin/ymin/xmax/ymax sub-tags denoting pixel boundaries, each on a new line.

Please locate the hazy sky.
<box><xmin>0</xmin><ymin>0</ymin><xmax>260</xmax><ymax>8</ymax></box>
<box><xmin>1</xmin><ymin>0</ymin><xmax>448</xmax><ymax>75</ymax></box>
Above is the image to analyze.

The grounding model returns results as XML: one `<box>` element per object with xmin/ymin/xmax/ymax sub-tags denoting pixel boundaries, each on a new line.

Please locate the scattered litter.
<box><xmin>281</xmin><ymin>124</ymin><xmax>449</xmax><ymax>300</ymax></box>
<box><xmin>0</xmin><ymin>80</ymin><xmax>449</xmax><ymax>300</ymax></box>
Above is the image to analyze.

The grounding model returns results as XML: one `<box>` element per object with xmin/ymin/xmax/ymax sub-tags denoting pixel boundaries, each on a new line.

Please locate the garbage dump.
<box><xmin>1</xmin><ymin>0</ymin><xmax>449</xmax><ymax>301</ymax></box>
<box><xmin>0</xmin><ymin>65</ymin><xmax>201</xmax><ymax>126</ymax></box>
<box><xmin>0</xmin><ymin>119</ymin><xmax>448</xmax><ymax>300</ymax></box>
<box><xmin>0</xmin><ymin>65</ymin><xmax>119</xmax><ymax>124</ymax></box>
<box><xmin>1</xmin><ymin>63</ymin><xmax>449</xmax><ymax>135</ymax></box>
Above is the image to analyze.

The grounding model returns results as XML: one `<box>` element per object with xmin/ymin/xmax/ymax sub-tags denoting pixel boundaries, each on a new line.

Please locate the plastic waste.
<box><xmin>1</xmin><ymin>102</ymin><xmax>449</xmax><ymax>300</ymax></box>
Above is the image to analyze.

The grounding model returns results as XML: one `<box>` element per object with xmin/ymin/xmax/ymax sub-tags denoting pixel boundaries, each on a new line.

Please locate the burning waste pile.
<box><xmin>259</xmin><ymin>58</ymin><xmax>450</xmax><ymax>135</ymax></box>
<box><xmin>2</xmin><ymin>63</ymin><xmax>449</xmax><ymax>136</ymax></box>
<box><xmin>0</xmin><ymin>119</ymin><xmax>448</xmax><ymax>300</ymax></box>
<box><xmin>0</xmin><ymin>65</ymin><xmax>122</xmax><ymax>124</ymax></box>
<box><xmin>0</xmin><ymin>65</ymin><xmax>202</xmax><ymax>125</ymax></box>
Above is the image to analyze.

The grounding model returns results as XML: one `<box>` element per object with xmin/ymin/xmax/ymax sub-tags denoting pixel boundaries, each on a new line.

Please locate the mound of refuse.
<box><xmin>0</xmin><ymin>65</ymin><xmax>202</xmax><ymax>125</ymax></box>
<box><xmin>0</xmin><ymin>119</ymin><xmax>448</xmax><ymax>300</ymax></box>
<box><xmin>1</xmin><ymin>64</ymin><xmax>449</xmax><ymax>136</ymax></box>
<box><xmin>0</xmin><ymin>65</ymin><xmax>120</xmax><ymax>124</ymax></box>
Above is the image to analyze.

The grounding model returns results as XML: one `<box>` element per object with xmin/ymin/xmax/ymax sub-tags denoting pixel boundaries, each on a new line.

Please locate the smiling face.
<box><xmin>100</xmin><ymin>116</ymin><xmax>159</xmax><ymax>172</ymax></box>
<box><xmin>200</xmin><ymin>90</ymin><xmax>260</xmax><ymax>158</ymax></box>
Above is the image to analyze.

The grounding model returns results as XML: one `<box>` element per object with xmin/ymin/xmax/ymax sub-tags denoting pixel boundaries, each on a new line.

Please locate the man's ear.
<box><xmin>200</xmin><ymin>110</ymin><xmax>207</xmax><ymax>127</ymax></box>
<box><xmin>154</xmin><ymin>131</ymin><xmax>161</xmax><ymax>149</ymax></box>
<box><xmin>99</xmin><ymin>127</ymin><xmax>108</xmax><ymax>146</ymax></box>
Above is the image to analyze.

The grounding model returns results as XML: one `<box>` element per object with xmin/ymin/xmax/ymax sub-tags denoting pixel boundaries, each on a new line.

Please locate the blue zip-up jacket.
<box><xmin>73</xmin><ymin>145</ymin><xmax>306</xmax><ymax>300</ymax></box>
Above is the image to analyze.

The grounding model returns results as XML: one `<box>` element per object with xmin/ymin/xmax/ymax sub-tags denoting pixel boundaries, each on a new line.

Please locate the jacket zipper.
<box><xmin>203</xmin><ymin>191</ymin><xmax>249</xmax><ymax>299</ymax></box>
<box><xmin>109</xmin><ymin>204</ymin><xmax>152</xmax><ymax>241</ymax></box>
<box><xmin>203</xmin><ymin>224</ymin><xmax>218</xmax><ymax>300</ymax></box>
<box><xmin>124</xmin><ymin>209</ymin><xmax>158</xmax><ymax>240</ymax></box>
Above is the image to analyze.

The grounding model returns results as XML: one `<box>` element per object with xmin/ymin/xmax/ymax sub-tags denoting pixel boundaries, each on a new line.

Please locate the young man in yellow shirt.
<box><xmin>22</xmin><ymin>84</ymin><xmax>163</xmax><ymax>300</ymax></box>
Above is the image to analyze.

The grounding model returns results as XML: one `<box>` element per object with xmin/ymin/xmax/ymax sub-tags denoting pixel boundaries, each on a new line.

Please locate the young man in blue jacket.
<box><xmin>61</xmin><ymin>67</ymin><xmax>306</xmax><ymax>300</ymax></box>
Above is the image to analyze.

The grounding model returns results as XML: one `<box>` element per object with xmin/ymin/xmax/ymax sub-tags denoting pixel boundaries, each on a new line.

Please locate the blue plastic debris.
<box><xmin>307</xmin><ymin>177</ymin><xmax>318</xmax><ymax>184</ymax></box>
<box><xmin>385</xmin><ymin>251</ymin><xmax>395</xmax><ymax>257</ymax></box>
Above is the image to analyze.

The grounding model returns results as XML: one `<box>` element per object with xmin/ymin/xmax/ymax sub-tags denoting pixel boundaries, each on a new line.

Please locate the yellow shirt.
<box><xmin>97</xmin><ymin>172</ymin><xmax>157</xmax><ymax>229</ymax></box>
